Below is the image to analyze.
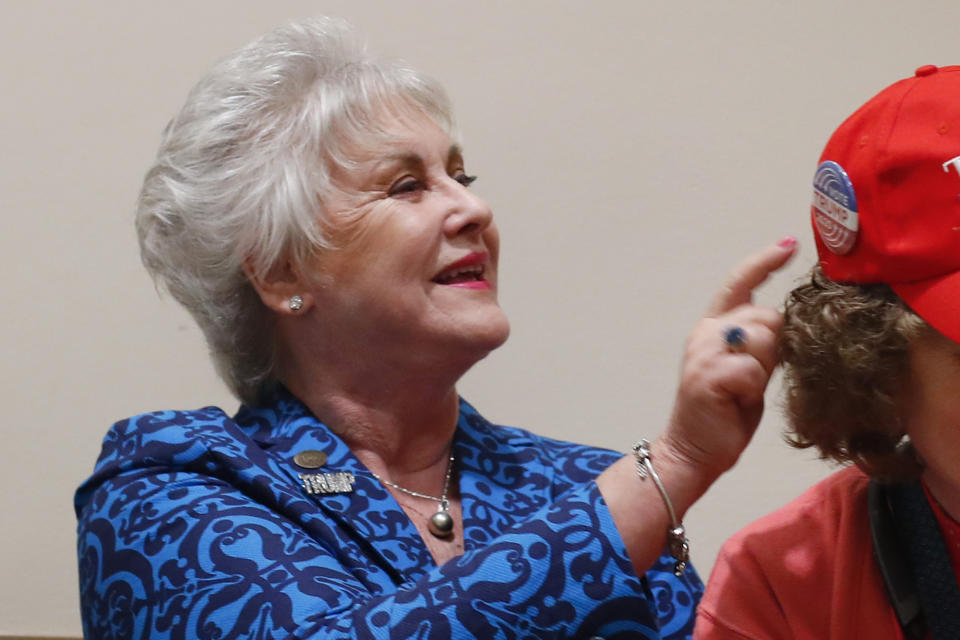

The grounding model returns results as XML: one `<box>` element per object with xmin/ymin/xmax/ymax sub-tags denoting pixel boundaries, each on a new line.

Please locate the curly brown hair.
<box><xmin>779</xmin><ymin>265</ymin><xmax>930</xmax><ymax>480</ymax></box>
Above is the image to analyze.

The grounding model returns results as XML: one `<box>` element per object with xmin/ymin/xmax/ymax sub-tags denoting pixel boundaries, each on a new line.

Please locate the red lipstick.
<box><xmin>433</xmin><ymin>252</ymin><xmax>491</xmax><ymax>289</ymax></box>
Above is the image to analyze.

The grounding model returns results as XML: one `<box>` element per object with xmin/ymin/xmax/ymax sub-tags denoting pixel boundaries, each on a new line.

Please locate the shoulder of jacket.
<box><xmin>93</xmin><ymin>405</ymin><xmax>251</xmax><ymax>473</ymax></box>
<box><xmin>458</xmin><ymin>401</ymin><xmax>621</xmax><ymax>485</ymax></box>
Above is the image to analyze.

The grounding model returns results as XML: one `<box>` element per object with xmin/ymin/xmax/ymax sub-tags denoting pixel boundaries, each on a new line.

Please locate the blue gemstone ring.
<box><xmin>723</xmin><ymin>326</ymin><xmax>748</xmax><ymax>352</ymax></box>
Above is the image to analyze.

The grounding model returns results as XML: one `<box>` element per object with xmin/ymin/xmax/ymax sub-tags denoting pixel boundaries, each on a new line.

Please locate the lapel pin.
<box><xmin>299</xmin><ymin>471</ymin><xmax>356</xmax><ymax>495</ymax></box>
<box><xmin>293</xmin><ymin>450</ymin><xmax>328</xmax><ymax>469</ymax></box>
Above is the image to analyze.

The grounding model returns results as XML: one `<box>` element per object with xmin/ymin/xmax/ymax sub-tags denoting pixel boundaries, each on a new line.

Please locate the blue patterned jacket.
<box><xmin>75</xmin><ymin>389</ymin><xmax>702</xmax><ymax>639</ymax></box>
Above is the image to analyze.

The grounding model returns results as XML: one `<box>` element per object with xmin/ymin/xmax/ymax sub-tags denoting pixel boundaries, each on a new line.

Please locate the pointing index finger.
<box><xmin>706</xmin><ymin>237</ymin><xmax>798</xmax><ymax>317</ymax></box>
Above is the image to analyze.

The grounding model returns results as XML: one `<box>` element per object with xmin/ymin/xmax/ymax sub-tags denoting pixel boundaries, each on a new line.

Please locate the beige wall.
<box><xmin>2</xmin><ymin>0</ymin><xmax>958</xmax><ymax>634</ymax></box>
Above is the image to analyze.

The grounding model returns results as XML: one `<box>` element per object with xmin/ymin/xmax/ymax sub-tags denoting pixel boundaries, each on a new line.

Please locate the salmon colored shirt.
<box><xmin>695</xmin><ymin>466</ymin><xmax>960</xmax><ymax>640</ymax></box>
<box><xmin>694</xmin><ymin>467</ymin><xmax>902</xmax><ymax>640</ymax></box>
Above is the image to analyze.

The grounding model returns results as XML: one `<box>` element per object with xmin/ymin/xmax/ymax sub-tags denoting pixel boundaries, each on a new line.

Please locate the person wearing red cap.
<box><xmin>694</xmin><ymin>65</ymin><xmax>960</xmax><ymax>640</ymax></box>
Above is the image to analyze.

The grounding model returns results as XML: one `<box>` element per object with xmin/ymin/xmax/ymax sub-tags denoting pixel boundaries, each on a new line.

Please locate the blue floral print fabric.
<box><xmin>75</xmin><ymin>388</ymin><xmax>702</xmax><ymax>639</ymax></box>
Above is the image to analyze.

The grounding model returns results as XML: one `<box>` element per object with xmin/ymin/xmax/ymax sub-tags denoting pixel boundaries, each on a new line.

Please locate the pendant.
<box><xmin>428</xmin><ymin>508</ymin><xmax>454</xmax><ymax>538</ymax></box>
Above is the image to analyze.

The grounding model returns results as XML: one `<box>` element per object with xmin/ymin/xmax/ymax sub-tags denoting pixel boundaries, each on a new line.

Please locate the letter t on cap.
<box><xmin>941</xmin><ymin>154</ymin><xmax>960</xmax><ymax>177</ymax></box>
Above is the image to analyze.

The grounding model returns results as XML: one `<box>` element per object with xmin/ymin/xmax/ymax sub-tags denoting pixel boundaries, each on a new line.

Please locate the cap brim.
<box><xmin>891</xmin><ymin>270</ymin><xmax>960</xmax><ymax>345</ymax></box>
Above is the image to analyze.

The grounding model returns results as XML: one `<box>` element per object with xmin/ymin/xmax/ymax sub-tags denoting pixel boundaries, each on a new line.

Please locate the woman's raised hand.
<box><xmin>660</xmin><ymin>237</ymin><xmax>798</xmax><ymax>484</ymax></box>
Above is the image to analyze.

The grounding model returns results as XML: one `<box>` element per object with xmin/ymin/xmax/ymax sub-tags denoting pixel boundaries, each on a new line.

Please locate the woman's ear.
<box><xmin>243</xmin><ymin>258</ymin><xmax>312</xmax><ymax>315</ymax></box>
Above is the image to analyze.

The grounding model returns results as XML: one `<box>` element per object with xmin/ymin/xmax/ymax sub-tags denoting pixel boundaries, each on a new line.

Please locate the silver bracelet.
<box><xmin>632</xmin><ymin>439</ymin><xmax>690</xmax><ymax>577</ymax></box>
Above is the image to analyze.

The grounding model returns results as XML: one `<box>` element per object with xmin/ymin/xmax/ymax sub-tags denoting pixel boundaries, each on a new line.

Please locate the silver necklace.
<box><xmin>370</xmin><ymin>453</ymin><xmax>455</xmax><ymax>539</ymax></box>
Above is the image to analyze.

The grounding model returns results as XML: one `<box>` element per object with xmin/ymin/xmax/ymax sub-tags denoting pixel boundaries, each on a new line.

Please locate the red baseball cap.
<box><xmin>811</xmin><ymin>64</ymin><xmax>960</xmax><ymax>345</ymax></box>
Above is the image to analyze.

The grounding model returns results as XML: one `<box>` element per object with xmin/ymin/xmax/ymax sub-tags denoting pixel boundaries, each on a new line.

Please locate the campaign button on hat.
<box><xmin>812</xmin><ymin>161</ymin><xmax>859</xmax><ymax>255</ymax></box>
<box><xmin>294</xmin><ymin>450</ymin><xmax>328</xmax><ymax>469</ymax></box>
<box><xmin>915</xmin><ymin>65</ymin><xmax>938</xmax><ymax>77</ymax></box>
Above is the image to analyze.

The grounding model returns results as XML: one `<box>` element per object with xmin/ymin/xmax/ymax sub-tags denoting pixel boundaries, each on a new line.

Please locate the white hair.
<box><xmin>136</xmin><ymin>17</ymin><xmax>455</xmax><ymax>404</ymax></box>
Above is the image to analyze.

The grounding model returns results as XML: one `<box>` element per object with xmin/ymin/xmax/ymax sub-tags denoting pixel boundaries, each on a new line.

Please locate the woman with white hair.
<box><xmin>75</xmin><ymin>17</ymin><xmax>795</xmax><ymax>639</ymax></box>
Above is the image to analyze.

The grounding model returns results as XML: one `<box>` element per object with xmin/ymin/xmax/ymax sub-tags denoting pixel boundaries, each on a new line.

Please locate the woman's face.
<box><xmin>905</xmin><ymin>329</ymin><xmax>960</xmax><ymax>500</ymax></box>
<box><xmin>303</xmin><ymin>110</ymin><xmax>510</xmax><ymax>371</ymax></box>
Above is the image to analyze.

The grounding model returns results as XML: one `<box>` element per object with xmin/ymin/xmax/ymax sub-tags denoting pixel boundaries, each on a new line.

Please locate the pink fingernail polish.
<box><xmin>778</xmin><ymin>236</ymin><xmax>797</xmax><ymax>249</ymax></box>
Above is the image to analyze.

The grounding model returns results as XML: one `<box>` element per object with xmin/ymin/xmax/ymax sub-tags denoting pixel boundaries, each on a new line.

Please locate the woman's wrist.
<box><xmin>646</xmin><ymin>436</ymin><xmax>723</xmax><ymax>520</ymax></box>
<box><xmin>595</xmin><ymin>435</ymin><xmax>722</xmax><ymax>578</ymax></box>
<box><xmin>632</xmin><ymin>439</ymin><xmax>692</xmax><ymax>576</ymax></box>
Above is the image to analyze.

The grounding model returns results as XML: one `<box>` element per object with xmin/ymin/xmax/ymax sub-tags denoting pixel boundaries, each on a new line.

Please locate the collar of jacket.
<box><xmin>233</xmin><ymin>386</ymin><xmax>559</xmax><ymax>586</ymax></box>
